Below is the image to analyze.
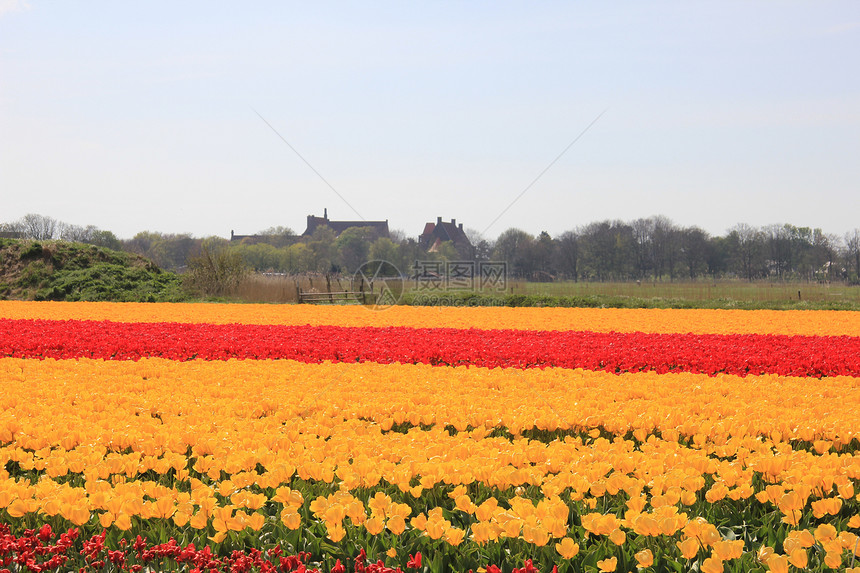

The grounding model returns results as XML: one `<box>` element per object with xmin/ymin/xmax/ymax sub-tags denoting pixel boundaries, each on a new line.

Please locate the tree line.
<box><xmin>3</xmin><ymin>213</ymin><xmax>860</xmax><ymax>283</ymax></box>
<box><xmin>498</xmin><ymin>217</ymin><xmax>859</xmax><ymax>283</ymax></box>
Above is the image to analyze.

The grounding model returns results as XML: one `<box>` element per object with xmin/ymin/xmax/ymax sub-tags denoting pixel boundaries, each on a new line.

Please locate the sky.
<box><xmin>1</xmin><ymin>1</ymin><xmax>859</xmax><ymax>242</ymax></box>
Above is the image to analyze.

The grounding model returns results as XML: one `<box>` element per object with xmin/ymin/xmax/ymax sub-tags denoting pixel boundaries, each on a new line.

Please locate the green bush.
<box><xmin>21</xmin><ymin>241</ymin><xmax>43</xmax><ymax>258</ymax></box>
<box><xmin>35</xmin><ymin>263</ymin><xmax>186</xmax><ymax>302</ymax></box>
<box><xmin>19</xmin><ymin>260</ymin><xmax>50</xmax><ymax>288</ymax></box>
<box><xmin>1</xmin><ymin>238</ymin><xmax>189</xmax><ymax>302</ymax></box>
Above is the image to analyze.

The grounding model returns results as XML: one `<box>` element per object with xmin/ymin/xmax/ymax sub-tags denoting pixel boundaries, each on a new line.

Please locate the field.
<box><xmin>228</xmin><ymin>274</ymin><xmax>860</xmax><ymax>310</ymax></box>
<box><xmin>1</xmin><ymin>301</ymin><xmax>860</xmax><ymax>572</ymax></box>
<box><xmin>516</xmin><ymin>281</ymin><xmax>860</xmax><ymax>306</ymax></box>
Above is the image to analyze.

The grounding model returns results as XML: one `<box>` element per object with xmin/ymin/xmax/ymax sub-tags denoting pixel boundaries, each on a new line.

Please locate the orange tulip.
<box><xmin>555</xmin><ymin>537</ymin><xmax>579</xmax><ymax>559</ymax></box>
<box><xmin>634</xmin><ymin>549</ymin><xmax>653</xmax><ymax>568</ymax></box>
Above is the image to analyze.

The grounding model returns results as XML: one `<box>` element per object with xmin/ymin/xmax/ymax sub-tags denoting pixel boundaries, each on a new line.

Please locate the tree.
<box><xmin>396</xmin><ymin>238</ymin><xmax>424</xmax><ymax>276</ymax></box>
<box><xmin>727</xmin><ymin>223</ymin><xmax>764</xmax><ymax>281</ymax></box>
<box><xmin>184</xmin><ymin>239</ymin><xmax>250</xmax><ymax>296</ymax></box>
<box><xmin>763</xmin><ymin>224</ymin><xmax>796</xmax><ymax>280</ymax></box>
<box><xmin>555</xmin><ymin>230</ymin><xmax>580</xmax><ymax>281</ymax></box>
<box><xmin>286</xmin><ymin>243</ymin><xmax>316</xmax><ymax>273</ymax></box>
<box><xmin>59</xmin><ymin>223</ymin><xmax>97</xmax><ymax>243</ymax></box>
<box><xmin>369</xmin><ymin>237</ymin><xmax>400</xmax><ymax>266</ymax></box>
<box><xmin>258</xmin><ymin>225</ymin><xmax>294</xmax><ymax>236</ymax></box>
<box><xmin>335</xmin><ymin>227</ymin><xmax>376</xmax><ymax>273</ymax></box>
<box><xmin>679</xmin><ymin>226</ymin><xmax>710</xmax><ymax>280</ymax></box>
<box><xmin>232</xmin><ymin>243</ymin><xmax>283</xmax><ymax>272</ymax></box>
<box><xmin>651</xmin><ymin>216</ymin><xmax>680</xmax><ymax>280</ymax></box>
<box><xmin>705</xmin><ymin>235</ymin><xmax>731</xmax><ymax>280</ymax></box>
<box><xmin>122</xmin><ymin>231</ymin><xmax>197</xmax><ymax>270</ymax></box>
<box><xmin>845</xmin><ymin>229</ymin><xmax>860</xmax><ymax>282</ymax></box>
<box><xmin>306</xmin><ymin>226</ymin><xmax>337</xmax><ymax>273</ymax></box>
<box><xmin>55</xmin><ymin>223</ymin><xmax>122</xmax><ymax>250</ymax></box>
<box><xmin>579</xmin><ymin>220</ymin><xmax>635</xmax><ymax>281</ymax></box>
<box><xmin>432</xmin><ymin>240</ymin><xmax>459</xmax><ymax>263</ymax></box>
<box><xmin>20</xmin><ymin>213</ymin><xmax>58</xmax><ymax>240</ymax></box>
<box><xmin>148</xmin><ymin>234</ymin><xmax>197</xmax><ymax>270</ymax></box>
<box><xmin>256</xmin><ymin>226</ymin><xmax>296</xmax><ymax>248</ymax></box>
<box><xmin>809</xmin><ymin>229</ymin><xmax>837</xmax><ymax>282</ymax></box>
<box><xmin>89</xmin><ymin>230</ymin><xmax>122</xmax><ymax>251</ymax></box>
<box><xmin>631</xmin><ymin>218</ymin><xmax>654</xmax><ymax>279</ymax></box>
<box><xmin>529</xmin><ymin>231</ymin><xmax>556</xmax><ymax>280</ymax></box>
<box><xmin>124</xmin><ymin>231</ymin><xmax>161</xmax><ymax>256</ymax></box>
<box><xmin>492</xmin><ymin>228</ymin><xmax>534</xmax><ymax>278</ymax></box>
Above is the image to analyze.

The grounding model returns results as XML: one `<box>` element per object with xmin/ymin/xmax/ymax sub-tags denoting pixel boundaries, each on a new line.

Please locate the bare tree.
<box><xmin>631</xmin><ymin>218</ymin><xmax>654</xmax><ymax>279</ymax></box>
<box><xmin>184</xmin><ymin>239</ymin><xmax>250</xmax><ymax>296</ymax></box>
<box><xmin>20</xmin><ymin>213</ymin><xmax>59</xmax><ymax>240</ymax></box>
<box><xmin>59</xmin><ymin>224</ymin><xmax>98</xmax><ymax>243</ymax></box>
<box><xmin>555</xmin><ymin>230</ymin><xmax>580</xmax><ymax>281</ymax></box>
<box><xmin>846</xmin><ymin>229</ymin><xmax>860</xmax><ymax>282</ymax></box>
<box><xmin>727</xmin><ymin>223</ymin><xmax>764</xmax><ymax>281</ymax></box>
<box><xmin>679</xmin><ymin>226</ymin><xmax>710</xmax><ymax>280</ymax></box>
<box><xmin>492</xmin><ymin>228</ymin><xmax>534</xmax><ymax>278</ymax></box>
<box><xmin>651</xmin><ymin>216</ymin><xmax>680</xmax><ymax>280</ymax></box>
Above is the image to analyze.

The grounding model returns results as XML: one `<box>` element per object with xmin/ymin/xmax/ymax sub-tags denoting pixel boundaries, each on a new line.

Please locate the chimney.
<box><xmin>451</xmin><ymin>218</ymin><xmax>456</xmax><ymax>226</ymax></box>
<box><xmin>437</xmin><ymin>216</ymin><xmax>442</xmax><ymax>225</ymax></box>
<box><xmin>459</xmin><ymin>223</ymin><xmax>463</xmax><ymax>231</ymax></box>
<box><xmin>324</xmin><ymin>208</ymin><xmax>328</xmax><ymax>220</ymax></box>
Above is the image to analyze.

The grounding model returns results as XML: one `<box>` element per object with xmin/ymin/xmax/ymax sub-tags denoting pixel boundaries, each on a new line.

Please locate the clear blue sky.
<box><xmin>2</xmin><ymin>1</ymin><xmax>859</xmax><ymax>241</ymax></box>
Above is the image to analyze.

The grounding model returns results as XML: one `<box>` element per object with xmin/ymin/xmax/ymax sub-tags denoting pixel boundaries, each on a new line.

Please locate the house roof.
<box><xmin>419</xmin><ymin>217</ymin><xmax>472</xmax><ymax>249</ymax></box>
<box><xmin>302</xmin><ymin>214</ymin><xmax>389</xmax><ymax>238</ymax></box>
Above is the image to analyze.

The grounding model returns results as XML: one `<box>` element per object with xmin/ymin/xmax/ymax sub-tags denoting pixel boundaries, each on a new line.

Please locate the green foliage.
<box><xmin>35</xmin><ymin>263</ymin><xmax>186</xmax><ymax>302</ymax></box>
<box><xmin>369</xmin><ymin>237</ymin><xmax>399</xmax><ymax>264</ymax></box>
<box><xmin>0</xmin><ymin>238</ymin><xmax>187</xmax><ymax>302</ymax></box>
<box><xmin>335</xmin><ymin>227</ymin><xmax>377</xmax><ymax>272</ymax></box>
<box><xmin>124</xmin><ymin>231</ymin><xmax>197</xmax><ymax>270</ymax></box>
<box><xmin>19</xmin><ymin>260</ymin><xmax>50</xmax><ymax>288</ymax></box>
<box><xmin>20</xmin><ymin>241</ymin><xmax>43</xmax><ymax>259</ymax></box>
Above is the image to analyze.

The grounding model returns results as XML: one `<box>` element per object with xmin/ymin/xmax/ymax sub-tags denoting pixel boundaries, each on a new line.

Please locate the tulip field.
<box><xmin>1</xmin><ymin>302</ymin><xmax>860</xmax><ymax>573</ymax></box>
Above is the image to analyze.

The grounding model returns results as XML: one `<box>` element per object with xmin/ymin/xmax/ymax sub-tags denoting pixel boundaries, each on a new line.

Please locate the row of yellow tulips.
<box><xmin>3</xmin><ymin>300</ymin><xmax>860</xmax><ymax>335</ymax></box>
<box><xmin>2</xmin><ymin>356</ymin><xmax>860</xmax><ymax>571</ymax></box>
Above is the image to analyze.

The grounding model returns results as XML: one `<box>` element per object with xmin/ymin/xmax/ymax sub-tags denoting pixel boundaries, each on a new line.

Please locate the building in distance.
<box><xmin>302</xmin><ymin>209</ymin><xmax>390</xmax><ymax>239</ymax></box>
<box><xmin>419</xmin><ymin>217</ymin><xmax>472</xmax><ymax>252</ymax></box>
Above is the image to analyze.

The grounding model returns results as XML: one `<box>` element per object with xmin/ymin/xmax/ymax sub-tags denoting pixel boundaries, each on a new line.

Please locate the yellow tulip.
<box><xmin>114</xmin><ymin>512</ymin><xmax>132</xmax><ymax>531</ymax></box>
<box><xmin>387</xmin><ymin>515</ymin><xmax>406</xmax><ymax>535</ymax></box>
<box><xmin>246</xmin><ymin>511</ymin><xmax>265</xmax><ymax>531</ymax></box>
<box><xmin>555</xmin><ymin>537</ymin><xmax>579</xmax><ymax>559</ymax></box>
<box><xmin>634</xmin><ymin>548</ymin><xmax>653</xmax><ymax>568</ymax></box>
<box><xmin>280</xmin><ymin>507</ymin><xmax>301</xmax><ymax>530</ymax></box>
<box><xmin>445</xmin><ymin>527</ymin><xmax>466</xmax><ymax>546</ymax></box>
<box><xmin>6</xmin><ymin>498</ymin><xmax>29</xmax><ymax>518</ymax></box>
<box><xmin>365</xmin><ymin>516</ymin><xmax>385</xmax><ymax>536</ymax></box>
<box><xmin>700</xmin><ymin>557</ymin><xmax>723</xmax><ymax>573</ymax></box>
<box><xmin>677</xmin><ymin>537</ymin><xmax>700</xmax><ymax>560</ymax></box>
<box><xmin>609</xmin><ymin>528</ymin><xmax>626</xmax><ymax>546</ymax></box>
<box><xmin>788</xmin><ymin>548</ymin><xmax>808</xmax><ymax>569</ymax></box>
<box><xmin>326</xmin><ymin>521</ymin><xmax>346</xmax><ymax>543</ymax></box>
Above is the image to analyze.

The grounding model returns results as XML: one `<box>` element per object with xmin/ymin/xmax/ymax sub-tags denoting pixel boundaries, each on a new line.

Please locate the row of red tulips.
<box><xmin>2</xmin><ymin>318</ymin><xmax>860</xmax><ymax>377</ymax></box>
<box><xmin>0</xmin><ymin>522</ymin><xmax>550</xmax><ymax>573</ymax></box>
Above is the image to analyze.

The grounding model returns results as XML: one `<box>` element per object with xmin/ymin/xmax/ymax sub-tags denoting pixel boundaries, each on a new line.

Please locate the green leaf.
<box><xmin>581</xmin><ymin>548</ymin><xmax>600</xmax><ymax>568</ymax></box>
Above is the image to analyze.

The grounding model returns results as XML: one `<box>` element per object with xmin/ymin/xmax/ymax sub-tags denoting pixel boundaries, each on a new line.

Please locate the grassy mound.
<box><xmin>0</xmin><ymin>238</ymin><xmax>187</xmax><ymax>302</ymax></box>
